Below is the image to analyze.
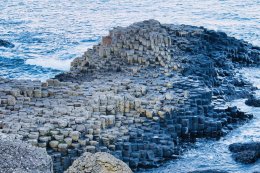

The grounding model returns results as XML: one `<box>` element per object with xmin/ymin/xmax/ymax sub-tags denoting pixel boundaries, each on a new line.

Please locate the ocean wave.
<box><xmin>26</xmin><ymin>57</ymin><xmax>72</xmax><ymax>71</ymax></box>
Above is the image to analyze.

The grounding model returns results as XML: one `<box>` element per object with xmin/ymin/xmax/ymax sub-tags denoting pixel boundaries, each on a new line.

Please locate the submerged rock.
<box><xmin>245</xmin><ymin>94</ymin><xmax>260</xmax><ymax>107</ymax></box>
<box><xmin>0</xmin><ymin>39</ymin><xmax>15</xmax><ymax>48</ymax></box>
<box><xmin>0</xmin><ymin>134</ymin><xmax>53</xmax><ymax>173</ymax></box>
<box><xmin>232</xmin><ymin>150</ymin><xmax>259</xmax><ymax>164</ymax></box>
<box><xmin>65</xmin><ymin>152</ymin><xmax>133</xmax><ymax>173</ymax></box>
<box><xmin>229</xmin><ymin>142</ymin><xmax>260</xmax><ymax>164</ymax></box>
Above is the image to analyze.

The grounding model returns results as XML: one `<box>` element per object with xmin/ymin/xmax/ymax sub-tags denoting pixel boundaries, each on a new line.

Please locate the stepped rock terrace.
<box><xmin>0</xmin><ymin>20</ymin><xmax>259</xmax><ymax>173</ymax></box>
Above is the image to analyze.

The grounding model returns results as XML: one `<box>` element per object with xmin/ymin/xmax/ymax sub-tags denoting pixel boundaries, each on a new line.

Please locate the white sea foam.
<box><xmin>26</xmin><ymin>57</ymin><xmax>72</xmax><ymax>71</ymax></box>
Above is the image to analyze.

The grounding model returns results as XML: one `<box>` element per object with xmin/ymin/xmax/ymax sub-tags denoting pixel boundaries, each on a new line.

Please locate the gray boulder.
<box><xmin>0</xmin><ymin>134</ymin><xmax>53</xmax><ymax>173</ymax></box>
<box><xmin>65</xmin><ymin>152</ymin><xmax>133</xmax><ymax>173</ymax></box>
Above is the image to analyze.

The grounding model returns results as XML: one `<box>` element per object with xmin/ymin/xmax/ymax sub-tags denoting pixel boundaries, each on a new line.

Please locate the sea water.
<box><xmin>0</xmin><ymin>0</ymin><xmax>259</xmax><ymax>80</ymax></box>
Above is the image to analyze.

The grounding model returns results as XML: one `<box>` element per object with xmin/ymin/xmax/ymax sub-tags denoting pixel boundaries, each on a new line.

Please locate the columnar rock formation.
<box><xmin>0</xmin><ymin>20</ymin><xmax>259</xmax><ymax>173</ymax></box>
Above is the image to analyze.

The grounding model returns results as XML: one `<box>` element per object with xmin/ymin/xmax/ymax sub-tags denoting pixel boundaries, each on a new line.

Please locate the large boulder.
<box><xmin>0</xmin><ymin>134</ymin><xmax>53</xmax><ymax>173</ymax></box>
<box><xmin>65</xmin><ymin>152</ymin><xmax>133</xmax><ymax>173</ymax></box>
<box><xmin>229</xmin><ymin>142</ymin><xmax>260</xmax><ymax>164</ymax></box>
<box><xmin>245</xmin><ymin>94</ymin><xmax>260</xmax><ymax>107</ymax></box>
<box><xmin>0</xmin><ymin>39</ymin><xmax>15</xmax><ymax>48</ymax></box>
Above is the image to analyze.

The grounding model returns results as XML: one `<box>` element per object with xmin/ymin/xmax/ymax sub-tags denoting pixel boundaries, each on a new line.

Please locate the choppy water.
<box><xmin>0</xmin><ymin>0</ymin><xmax>260</xmax><ymax>80</ymax></box>
<box><xmin>140</xmin><ymin>68</ymin><xmax>260</xmax><ymax>173</ymax></box>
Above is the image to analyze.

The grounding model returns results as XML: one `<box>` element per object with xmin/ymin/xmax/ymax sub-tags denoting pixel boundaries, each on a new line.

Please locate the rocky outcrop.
<box><xmin>57</xmin><ymin>20</ymin><xmax>259</xmax><ymax>83</ymax></box>
<box><xmin>229</xmin><ymin>142</ymin><xmax>260</xmax><ymax>164</ymax></box>
<box><xmin>0</xmin><ymin>39</ymin><xmax>15</xmax><ymax>48</ymax></box>
<box><xmin>0</xmin><ymin>20</ymin><xmax>259</xmax><ymax>172</ymax></box>
<box><xmin>65</xmin><ymin>152</ymin><xmax>132</xmax><ymax>173</ymax></box>
<box><xmin>0</xmin><ymin>134</ymin><xmax>53</xmax><ymax>173</ymax></box>
<box><xmin>245</xmin><ymin>94</ymin><xmax>260</xmax><ymax>107</ymax></box>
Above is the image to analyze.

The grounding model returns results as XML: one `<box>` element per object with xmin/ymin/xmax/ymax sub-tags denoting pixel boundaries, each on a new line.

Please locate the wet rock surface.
<box><xmin>0</xmin><ymin>20</ymin><xmax>259</xmax><ymax>172</ymax></box>
<box><xmin>245</xmin><ymin>94</ymin><xmax>260</xmax><ymax>107</ymax></box>
<box><xmin>0</xmin><ymin>133</ymin><xmax>53</xmax><ymax>173</ymax></box>
<box><xmin>65</xmin><ymin>152</ymin><xmax>132</xmax><ymax>173</ymax></box>
<box><xmin>229</xmin><ymin>142</ymin><xmax>260</xmax><ymax>164</ymax></box>
<box><xmin>0</xmin><ymin>39</ymin><xmax>15</xmax><ymax>48</ymax></box>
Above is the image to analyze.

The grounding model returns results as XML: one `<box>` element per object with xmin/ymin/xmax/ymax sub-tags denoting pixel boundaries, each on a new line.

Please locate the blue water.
<box><xmin>0</xmin><ymin>0</ymin><xmax>259</xmax><ymax>80</ymax></box>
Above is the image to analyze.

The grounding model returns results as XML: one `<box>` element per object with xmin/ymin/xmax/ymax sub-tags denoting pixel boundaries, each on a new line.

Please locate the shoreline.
<box><xmin>0</xmin><ymin>20</ymin><xmax>259</xmax><ymax>173</ymax></box>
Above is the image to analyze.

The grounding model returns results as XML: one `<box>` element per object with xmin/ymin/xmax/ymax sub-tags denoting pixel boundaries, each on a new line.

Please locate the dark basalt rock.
<box><xmin>0</xmin><ymin>39</ymin><xmax>15</xmax><ymax>48</ymax></box>
<box><xmin>229</xmin><ymin>142</ymin><xmax>260</xmax><ymax>152</ymax></box>
<box><xmin>232</xmin><ymin>150</ymin><xmax>258</xmax><ymax>164</ymax></box>
<box><xmin>245</xmin><ymin>94</ymin><xmax>260</xmax><ymax>107</ymax></box>
<box><xmin>229</xmin><ymin>142</ymin><xmax>260</xmax><ymax>164</ymax></box>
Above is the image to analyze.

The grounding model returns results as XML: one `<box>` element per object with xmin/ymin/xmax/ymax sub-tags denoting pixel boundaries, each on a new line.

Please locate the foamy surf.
<box><xmin>26</xmin><ymin>57</ymin><xmax>72</xmax><ymax>71</ymax></box>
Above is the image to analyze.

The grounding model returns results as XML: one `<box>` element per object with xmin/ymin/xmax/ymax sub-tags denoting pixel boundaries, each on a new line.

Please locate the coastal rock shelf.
<box><xmin>0</xmin><ymin>20</ymin><xmax>259</xmax><ymax>173</ymax></box>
